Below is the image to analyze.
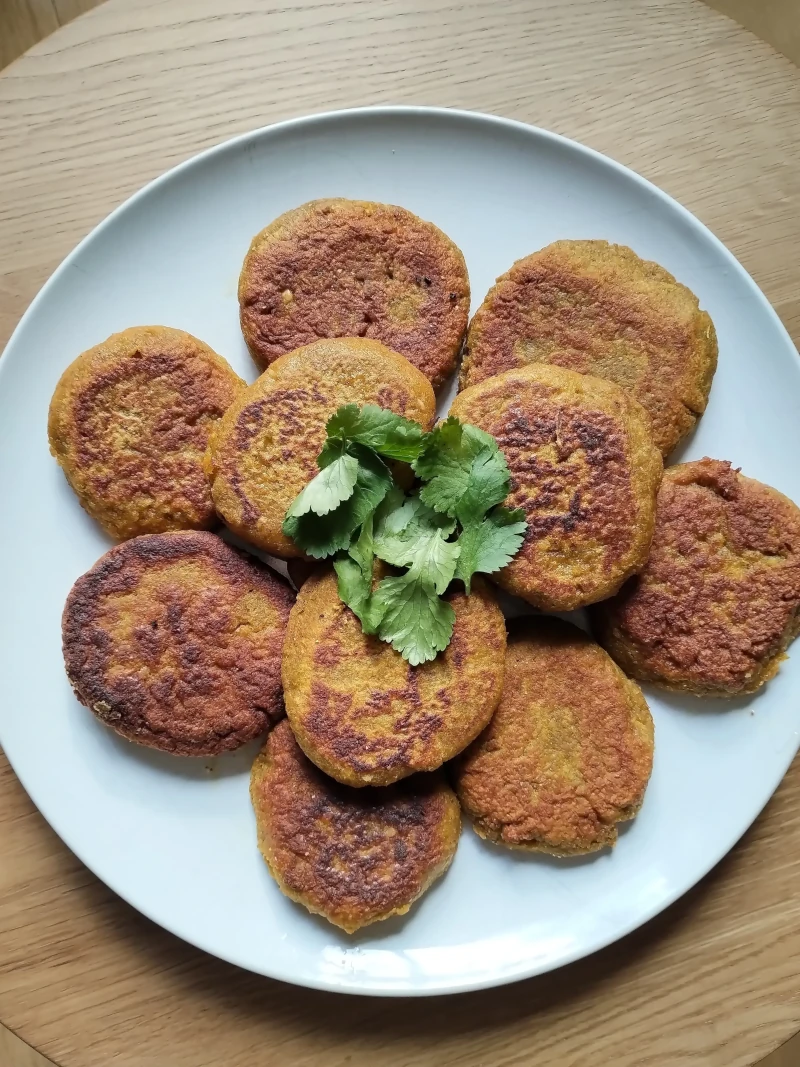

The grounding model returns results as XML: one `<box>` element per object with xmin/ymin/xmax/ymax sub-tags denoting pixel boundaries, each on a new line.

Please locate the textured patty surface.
<box><xmin>462</xmin><ymin>240</ymin><xmax>717</xmax><ymax>456</ymax></box>
<box><xmin>63</xmin><ymin>531</ymin><xmax>294</xmax><ymax>755</ymax></box>
<box><xmin>238</xmin><ymin>198</ymin><xmax>470</xmax><ymax>388</ymax></box>
<box><xmin>593</xmin><ymin>459</ymin><xmax>800</xmax><ymax>696</ymax></box>
<box><xmin>449</xmin><ymin>363</ymin><xmax>663</xmax><ymax>611</ymax></box>
<box><xmin>282</xmin><ymin>568</ymin><xmax>507</xmax><ymax>786</ymax></box>
<box><xmin>455</xmin><ymin>617</ymin><xmax>654</xmax><ymax>855</ymax></box>
<box><xmin>48</xmin><ymin>326</ymin><xmax>244</xmax><ymax>540</ymax></box>
<box><xmin>250</xmin><ymin>720</ymin><xmax>461</xmax><ymax>933</ymax></box>
<box><xmin>205</xmin><ymin>338</ymin><xmax>435</xmax><ymax>558</ymax></box>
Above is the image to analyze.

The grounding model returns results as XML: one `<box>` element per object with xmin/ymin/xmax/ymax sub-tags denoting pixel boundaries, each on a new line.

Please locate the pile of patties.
<box><xmin>50</xmin><ymin>199</ymin><xmax>800</xmax><ymax>933</ymax></box>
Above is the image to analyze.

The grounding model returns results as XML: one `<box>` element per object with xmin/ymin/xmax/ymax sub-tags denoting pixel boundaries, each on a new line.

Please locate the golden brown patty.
<box><xmin>205</xmin><ymin>337</ymin><xmax>435</xmax><ymax>559</ymax></box>
<box><xmin>48</xmin><ymin>326</ymin><xmax>244</xmax><ymax>541</ymax></box>
<box><xmin>62</xmin><ymin>531</ymin><xmax>294</xmax><ymax>755</ymax></box>
<box><xmin>250</xmin><ymin>720</ymin><xmax>461</xmax><ymax>933</ymax></box>
<box><xmin>449</xmin><ymin>364</ymin><xmax>663</xmax><ymax>611</ymax></box>
<box><xmin>592</xmin><ymin>459</ymin><xmax>800</xmax><ymax>696</ymax></box>
<box><xmin>282</xmin><ymin>568</ymin><xmax>507</xmax><ymax>787</ymax></box>
<box><xmin>462</xmin><ymin>240</ymin><xmax>718</xmax><ymax>456</ymax></box>
<box><xmin>238</xmin><ymin>198</ymin><xmax>470</xmax><ymax>388</ymax></box>
<box><xmin>455</xmin><ymin>617</ymin><xmax>654</xmax><ymax>855</ymax></box>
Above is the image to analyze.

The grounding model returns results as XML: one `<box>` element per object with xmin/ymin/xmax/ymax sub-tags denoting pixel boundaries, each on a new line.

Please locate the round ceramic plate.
<box><xmin>1</xmin><ymin>107</ymin><xmax>799</xmax><ymax>997</ymax></box>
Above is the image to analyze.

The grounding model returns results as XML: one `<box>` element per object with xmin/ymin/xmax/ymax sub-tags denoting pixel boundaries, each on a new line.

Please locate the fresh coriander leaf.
<box><xmin>282</xmin><ymin>447</ymin><xmax>392</xmax><ymax>558</ymax></box>
<box><xmin>454</xmin><ymin>507</ymin><xmax>528</xmax><ymax>593</ymax></box>
<box><xmin>373</xmin><ymin>498</ymin><xmax>459</xmax><ymax>594</ymax></box>
<box><xmin>373</xmin><ymin>490</ymin><xmax>422</xmax><ymax>542</ymax></box>
<box><xmin>414</xmin><ymin>416</ymin><xmax>510</xmax><ymax>521</ymax></box>
<box><xmin>348</xmin><ymin>512</ymin><xmax>374</xmax><ymax>576</ymax></box>
<box><xmin>374</xmin><ymin>526</ymin><xmax>460</xmax><ymax>593</ymax></box>
<box><xmin>371</xmin><ymin>573</ymin><xmax>456</xmax><ymax>666</ymax></box>
<box><xmin>372</xmin><ymin>484</ymin><xmax>406</xmax><ymax>530</ymax></box>
<box><xmin>452</xmin><ymin>447</ymin><xmax>511</xmax><ymax>525</ymax></box>
<box><xmin>325</xmin><ymin>404</ymin><xmax>362</xmax><ymax>439</ymax></box>
<box><xmin>326</xmin><ymin>403</ymin><xmax>426</xmax><ymax>462</ymax></box>
<box><xmin>413</xmin><ymin>416</ymin><xmax>496</xmax><ymax>478</ymax></box>
<box><xmin>317</xmin><ymin>437</ymin><xmax>346</xmax><ymax>470</ymax></box>
<box><xmin>334</xmin><ymin>555</ymin><xmax>371</xmax><ymax>621</ymax></box>
<box><xmin>405</xmin><ymin>530</ymin><xmax>461</xmax><ymax>594</ymax></box>
<box><xmin>374</xmin><ymin>493</ymin><xmax>454</xmax><ymax>546</ymax></box>
<box><xmin>334</xmin><ymin>516</ymin><xmax>384</xmax><ymax>633</ymax></box>
<box><xmin>284</xmin><ymin>451</ymin><xmax>359</xmax><ymax>519</ymax></box>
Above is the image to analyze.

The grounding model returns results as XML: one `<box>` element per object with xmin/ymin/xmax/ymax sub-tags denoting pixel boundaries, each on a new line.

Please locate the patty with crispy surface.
<box><xmin>282</xmin><ymin>568</ymin><xmax>506</xmax><ymax>787</ymax></box>
<box><xmin>462</xmin><ymin>240</ymin><xmax>717</xmax><ymax>456</ymax></box>
<box><xmin>205</xmin><ymin>337</ymin><xmax>435</xmax><ymax>559</ymax></box>
<box><xmin>593</xmin><ymin>458</ymin><xmax>800</xmax><ymax>696</ymax></box>
<box><xmin>250</xmin><ymin>720</ymin><xmax>461</xmax><ymax>933</ymax></box>
<box><xmin>238</xmin><ymin>198</ymin><xmax>470</xmax><ymax>388</ymax></box>
<box><xmin>62</xmin><ymin>531</ymin><xmax>294</xmax><ymax>755</ymax></box>
<box><xmin>449</xmin><ymin>363</ymin><xmax>663</xmax><ymax>611</ymax></box>
<box><xmin>454</xmin><ymin>617</ymin><xmax>654</xmax><ymax>856</ymax></box>
<box><xmin>48</xmin><ymin>326</ymin><xmax>244</xmax><ymax>541</ymax></box>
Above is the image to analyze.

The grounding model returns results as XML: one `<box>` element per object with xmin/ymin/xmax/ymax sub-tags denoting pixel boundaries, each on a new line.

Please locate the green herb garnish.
<box><xmin>282</xmin><ymin>404</ymin><xmax>527</xmax><ymax>664</ymax></box>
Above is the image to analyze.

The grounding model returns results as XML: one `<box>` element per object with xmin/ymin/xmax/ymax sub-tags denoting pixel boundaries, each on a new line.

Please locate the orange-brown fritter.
<box><xmin>449</xmin><ymin>364</ymin><xmax>663</xmax><ymax>611</ymax></box>
<box><xmin>62</xmin><ymin>531</ymin><xmax>294</xmax><ymax>755</ymax></box>
<box><xmin>250</xmin><ymin>720</ymin><xmax>461</xmax><ymax>933</ymax></box>
<box><xmin>205</xmin><ymin>337</ymin><xmax>435</xmax><ymax>559</ymax></box>
<box><xmin>455</xmin><ymin>617</ymin><xmax>654</xmax><ymax>856</ymax></box>
<box><xmin>238</xmin><ymin>199</ymin><xmax>470</xmax><ymax>389</ymax></box>
<box><xmin>593</xmin><ymin>459</ymin><xmax>800</xmax><ymax>696</ymax></box>
<box><xmin>462</xmin><ymin>240</ymin><xmax>718</xmax><ymax>456</ymax></box>
<box><xmin>48</xmin><ymin>326</ymin><xmax>245</xmax><ymax>541</ymax></box>
<box><xmin>282</xmin><ymin>568</ymin><xmax>507</xmax><ymax>787</ymax></box>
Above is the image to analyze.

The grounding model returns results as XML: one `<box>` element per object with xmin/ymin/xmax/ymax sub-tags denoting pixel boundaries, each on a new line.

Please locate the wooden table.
<box><xmin>2</xmin><ymin>2</ymin><xmax>800</xmax><ymax>1065</ymax></box>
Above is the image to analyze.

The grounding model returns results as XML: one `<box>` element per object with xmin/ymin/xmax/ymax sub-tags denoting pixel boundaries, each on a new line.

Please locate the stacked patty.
<box><xmin>239</xmin><ymin>198</ymin><xmax>470</xmax><ymax>389</ymax></box>
<box><xmin>461</xmin><ymin>240</ymin><xmax>717</xmax><ymax>456</ymax></box>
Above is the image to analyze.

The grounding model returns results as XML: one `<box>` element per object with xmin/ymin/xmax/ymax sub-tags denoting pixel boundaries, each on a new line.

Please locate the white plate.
<box><xmin>2</xmin><ymin>107</ymin><xmax>799</xmax><ymax>997</ymax></box>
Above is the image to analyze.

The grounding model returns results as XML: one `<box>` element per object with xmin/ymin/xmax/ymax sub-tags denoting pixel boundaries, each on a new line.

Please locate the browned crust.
<box><xmin>454</xmin><ymin>616</ymin><xmax>654</xmax><ymax>856</ymax></box>
<box><xmin>204</xmin><ymin>337</ymin><xmax>436</xmax><ymax>559</ymax></box>
<box><xmin>62</xmin><ymin>531</ymin><xmax>295</xmax><ymax>755</ymax></box>
<box><xmin>238</xmin><ymin>198</ymin><xmax>470</xmax><ymax>389</ymax></box>
<box><xmin>462</xmin><ymin>240</ymin><xmax>718</xmax><ymax>456</ymax></box>
<box><xmin>48</xmin><ymin>326</ymin><xmax>245</xmax><ymax>541</ymax></box>
<box><xmin>449</xmin><ymin>363</ymin><xmax>663</xmax><ymax>611</ymax></box>
<box><xmin>592</xmin><ymin>458</ymin><xmax>800</xmax><ymax>696</ymax></box>
<box><xmin>281</xmin><ymin>568</ymin><xmax>507</xmax><ymax>787</ymax></box>
<box><xmin>250</xmin><ymin>720</ymin><xmax>461</xmax><ymax>933</ymax></box>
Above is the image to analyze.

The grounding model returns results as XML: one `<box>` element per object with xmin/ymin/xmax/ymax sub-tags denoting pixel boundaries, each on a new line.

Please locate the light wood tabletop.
<box><xmin>2</xmin><ymin>1</ymin><xmax>800</xmax><ymax>1065</ymax></box>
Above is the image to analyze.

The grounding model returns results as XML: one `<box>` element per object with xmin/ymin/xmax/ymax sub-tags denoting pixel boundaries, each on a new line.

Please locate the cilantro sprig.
<box><xmin>282</xmin><ymin>404</ymin><xmax>527</xmax><ymax>665</ymax></box>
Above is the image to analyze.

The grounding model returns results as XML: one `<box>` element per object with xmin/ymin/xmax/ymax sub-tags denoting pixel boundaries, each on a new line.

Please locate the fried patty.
<box><xmin>205</xmin><ymin>337</ymin><xmax>435</xmax><ymax>559</ymax></box>
<box><xmin>462</xmin><ymin>240</ymin><xmax>718</xmax><ymax>456</ymax></box>
<box><xmin>62</xmin><ymin>531</ymin><xmax>294</xmax><ymax>755</ymax></box>
<box><xmin>593</xmin><ymin>459</ymin><xmax>800</xmax><ymax>696</ymax></box>
<box><xmin>238</xmin><ymin>198</ymin><xmax>470</xmax><ymax>389</ymax></box>
<box><xmin>48</xmin><ymin>326</ymin><xmax>244</xmax><ymax>541</ymax></box>
<box><xmin>250</xmin><ymin>720</ymin><xmax>461</xmax><ymax>933</ymax></box>
<box><xmin>454</xmin><ymin>617</ymin><xmax>654</xmax><ymax>855</ymax></box>
<box><xmin>282</xmin><ymin>568</ymin><xmax>506</xmax><ymax>787</ymax></box>
<box><xmin>449</xmin><ymin>364</ymin><xmax>663</xmax><ymax>611</ymax></box>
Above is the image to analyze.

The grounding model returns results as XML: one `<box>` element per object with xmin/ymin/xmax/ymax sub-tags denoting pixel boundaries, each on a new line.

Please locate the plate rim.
<box><xmin>2</xmin><ymin>104</ymin><xmax>799</xmax><ymax>997</ymax></box>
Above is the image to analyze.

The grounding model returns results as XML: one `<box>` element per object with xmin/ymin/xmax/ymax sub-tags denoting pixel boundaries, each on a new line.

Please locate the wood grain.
<box><xmin>1</xmin><ymin>2</ymin><xmax>800</xmax><ymax>1067</ymax></box>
